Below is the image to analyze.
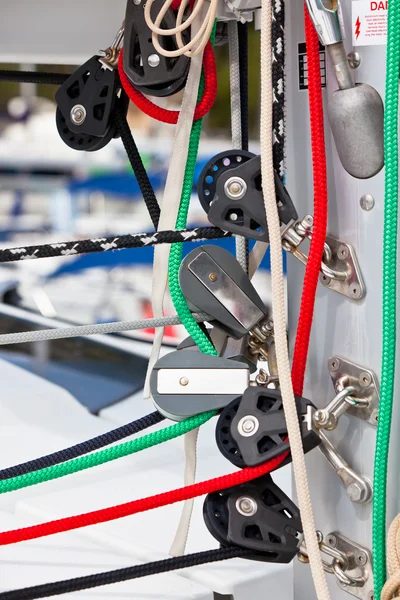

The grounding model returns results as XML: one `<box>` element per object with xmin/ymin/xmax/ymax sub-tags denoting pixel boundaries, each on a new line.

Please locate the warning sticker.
<box><xmin>352</xmin><ymin>0</ymin><xmax>388</xmax><ymax>46</ymax></box>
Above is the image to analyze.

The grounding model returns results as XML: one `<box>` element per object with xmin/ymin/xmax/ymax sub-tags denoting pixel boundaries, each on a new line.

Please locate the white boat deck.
<box><xmin>0</xmin><ymin>359</ymin><xmax>293</xmax><ymax>598</ymax></box>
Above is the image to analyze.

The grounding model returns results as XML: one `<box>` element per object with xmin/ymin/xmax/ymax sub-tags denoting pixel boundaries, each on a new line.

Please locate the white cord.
<box><xmin>145</xmin><ymin>0</ymin><xmax>218</xmax><ymax>57</ymax></box>
<box><xmin>144</xmin><ymin>25</ymin><xmax>205</xmax><ymax>402</ymax></box>
<box><xmin>0</xmin><ymin>313</ymin><xmax>210</xmax><ymax>346</ymax></box>
<box><xmin>260</xmin><ymin>1</ymin><xmax>330</xmax><ymax>599</ymax></box>
<box><xmin>228</xmin><ymin>20</ymin><xmax>248</xmax><ymax>273</ymax></box>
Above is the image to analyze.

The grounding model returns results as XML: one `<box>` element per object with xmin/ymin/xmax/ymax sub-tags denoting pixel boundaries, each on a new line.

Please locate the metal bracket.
<box><xmin>320</xmin><ymin>236</ymin><xmax>366</xmax><ymax>300</ymax></box>
<box><xmin>318</xmin><ymin>431</ymin><xmax>372</xmax><ymax>504</ymax></box>
<box><xmin>328</xmin><ymin>356</ymin><xmax>380</xmax><ymax>427</ymax></box>
<box><xmin>325</xmin><ymin>532</ymin><xmax>374</xmax><ymax>600</ymax></box>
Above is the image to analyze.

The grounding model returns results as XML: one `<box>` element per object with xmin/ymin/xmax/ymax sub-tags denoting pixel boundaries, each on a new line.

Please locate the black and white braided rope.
<box><xmin>272</xmin><ymin>0</ymin><xmax>285</xmax><ymax>181</ymax></box>
<box><xmin>0</xmin><ymin>227</ymin><xmax>231</xmax><ymax>264</ymax></box>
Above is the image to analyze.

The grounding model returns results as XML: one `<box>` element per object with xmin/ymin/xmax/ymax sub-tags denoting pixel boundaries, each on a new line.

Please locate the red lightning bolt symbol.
<box><xmin>355</xmin><ymin>17</ymin><xmax>361</xmax><ymax>39</ymax></box>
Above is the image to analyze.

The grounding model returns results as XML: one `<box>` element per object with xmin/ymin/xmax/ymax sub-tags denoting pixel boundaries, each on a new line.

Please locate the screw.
<box><xmin>224</xmin><ymin>176</ymin><xmax>247</xmax><ymax>200</ymax></box>
<box><xmin>148</xmin><ymin>54</ymin><xmax>160</xmax><ymax>68</ymax></box>
<box><xmin>368</xmin><ymin>591</ymin><xmax>374</xmax><ymax>600</ymax></box>
<box><xmin>70</xmin><ymin>104</ymin><xmax>86</xmax><ymax>126</ymax></box>
<box><xmin>313</xmin><ymin>409</ymin><xmax>329</xmax><ymax>427</ymax></box>
<box><xmin>208</xmin><ymin>272</ymin><xmax>218</xmax><ymax>282</ymax></box>
<box><xmin>329</xmin><ymin>358</ymin><xmax>340</xmax><ymax>372</ymax></box>
<box><xmin>321</xmin><ymin>274</ymin><xmax>331</xmax><ymax>286</ymax></box>
<box><xmin>238</xmin><ymin>415</ymin><xmax>260</xmax><ymax>437</ymax></box>
<box><xmin>347</xmin><ymin>51</ymin><xmax>361</xmax><ymax>69</ymax></box>
<box><xmin>360</xmin><ymin>193</ymin><xmax>375</xmax><ymax>211</ymax></box>
<box><xmin>359</xmin><ymin>371</ymin><xmax>372</xmax><ymax>388</ymax></box>
<box><xmin>236</xmin><ymin>496</ymin><xmax>258</xmax><ymax>517</ymax></box>
<box><xmin>338</xmin><ymin>245</ymin><xmax>350</xmax><ymax>260</ymax></box>
<box><xmin>327</xmin><ymin>534</ymin><xmax>337</xmax><ymax>547</ymax></box>
<box><xmin>346</xmin><ymin>482</ymin><xmax>364</xmax><ymax>503</ymax></box>
<box><xmin>230</xmin><ymin>213</ymin><xmax>239</xmax><ymax>221</ymax></box>
<box><xmin>179</xmin><ymin>377</ymin><xmax>189</xmax><ymax>387</ymax></box>
<box><xmin>356</xmin><ymin>552</ymin><xmax>367</xmax><ymax>566</ymax></box>
<box><xmin>133</xmin><ymin>0</ymin><xmax>141</xmax><ymax>4</ymax></box>
<box><xmin>349</xmin><ymin>283</ymin><xmax>362</xmax><ymax>299</ymax></box>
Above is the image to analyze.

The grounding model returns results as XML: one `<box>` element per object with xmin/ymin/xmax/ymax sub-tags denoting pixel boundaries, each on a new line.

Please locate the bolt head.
<box><xmin>356</xmin><ymin>552</ymin><xmax>367</xmax><ymax>566</ymax></box>
<box><xmin>179</xmin><ymin>377</ymin><xmax>189</xmax><ymax>387</ymax></box>
<box><xmin>346</xmin><ymin>482</ymin><xmax>363</xmax><ymax>502</ymax></box>
<box><xmin>338</xmin><ymin>245</ymin><xmax>350</xmax><ymax>260</ymax></box>
<box><xmin>230</xmin><ymin>213</ymin><xmax>238</xmax><ymax>221</ymax></box>
<box><xmin>236</xmin><ymin>496</ymin><xmax>258</xmax><ymax>517</ymax></box>
<box><xmin>208</xmin><ymin>272</ymin><xmax>218</xmax><ymax>282</ymax></box>
<box><xmin>148</xmin><ymin>54</ymin><xmax>160</xmax><ymax>68</ymax></box>
<box><xmin>70</xmin><ymin>104</ymin><xmax>86</xmax><ymax>126</ymax></box>
<box><xmin>329</xmin><ymin>358</ymin><xmax>340</xmax><ymax>372</ymax></box>
<box><xmin>224</xmin><ymin>176</ymin><xmax>247</xmax><ymax>200</ymax></box>
<box><xmin>238</xmin><ymin>415</ymin><xmax>259</xmax><ymax>437</ymax></box>
<box><xmin>360</xmin><ymin>193</ymin><xmax>375</xmax><ymax>211</ymax></box>
<box><xmin>327</xmin><ymin>534</ymin><xmax>337</xmax><ymax>547</ymax></box>
<box><xmin>359</xmin><ymin>371</ymin><xmax>372</xmax><ymax>388</ymax></box>
<box><xmin>347</xmin><ymin>51</ymin><xmax>361</xmax><ymax>69</ymax></box>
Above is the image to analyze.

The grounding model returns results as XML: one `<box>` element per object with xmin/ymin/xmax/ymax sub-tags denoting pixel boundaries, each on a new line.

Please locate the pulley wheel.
<box><xmin>198</xmin><ymin>150</ymin><xmax>256</xmax><ymax>215</ymax></box>
<box><xmin>56</xmin><ymin>107</ymin><xmax>115</xmax><ymax>152</ymax></box>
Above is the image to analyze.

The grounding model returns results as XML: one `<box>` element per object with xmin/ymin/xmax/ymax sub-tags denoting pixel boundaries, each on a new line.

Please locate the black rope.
<box><xmin>238</xmin><ymin>22</ymin><xmax>249</xmax><ymax>152</ymax></box>
<box><xmin>0</xmin><ymin>412</ymin><xmax>164</xmax><ymax>481</ymax></box>
<box><xmin>0</xmin><ymin>71</ymin><xmax>69</xmax><ymax>85</ymax></box>
<box><xmin>114</xmin><ymin>103</ymin><xmax>161</xmax><ymax>229</ymax></box>
<box><xmin>272</xmin><ymin>0</ymin><xmax>285</xmax><ymax>180</ymax></box>
<box><xmin>0</xmin><ymin>547</ymin><xmax>251</xmax><ymax>599</ymax></box>
<box><xmin>0</xmin><ymin>227</ymin><xmax>231</xmax><ymax>264</ymax></box>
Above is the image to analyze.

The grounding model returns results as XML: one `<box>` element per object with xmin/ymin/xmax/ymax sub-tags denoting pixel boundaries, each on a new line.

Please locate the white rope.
<box><xmin>382</xmin><ymin>515</ymin><xmax>400</xmax><ymax>600</ymax></box>
<box><xmin>228</xmin><ymin>20</ymin><xmax>248</xmax><ymax>274</ymax></box>
<box><xmin>0</xmin><ymin>313</ymin><xmax>210</xmax><ymax>346</ymax></box>
<box><xmin>144</xmin><ymin>21</ymin><xmax>206</xmax><ymax>402</ymax></box>
<box><xmin>260</xmin><ymin>1</ymin><xmax>330</xmax><ymax>599</ymax></box>
<box><xmin>145</xmin><ymin>0</ymin><xmax>218</xmax><ymax>57</ymax></box>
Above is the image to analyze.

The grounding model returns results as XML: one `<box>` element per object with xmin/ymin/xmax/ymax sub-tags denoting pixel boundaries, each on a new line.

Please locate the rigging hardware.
<box><xmin>56</xmin><ymin>26</ymin><xmax>128</xmax><ymax>151</ymax></box>
<box><xmin>203</xmin><ymin>473</ymin><xmax>302</xmax><ymax>563</ymax></box>
<box><xmin>298</xmin><ymin>531</ymin><xmax>374</xmax><ymax>600</ymax></box>
<box><xmin>305</xmin><ymin>0</ymin><xmax>384</xmax><ymax>179</ymax></box>
<box><xmin>150</xmin><ymin>350</ymin><xmax>249</xmax><ymax>420</ymax></box>
<box><xmin>124</xmin><ymin>0</ymin><xmax>190</xmax><ymax>97</ymax></box>
<box><xmin>328</xmin><ymin>357</ymin><xmax>380</xmax><ymax>426</ymax></box>
<box><xmin>198</xmin><ymin>150</ymin><xmax>297</xmax><ymax>242</ymax></box>
<box><xmin>179</xmin><ymin>245</ymin><xmax>268</xmax><ymax>339</ymax></box>
<box><xmin>216</xmin><ymin>387</ymin><xmax>320</xmax><ymax>468</ymax></box>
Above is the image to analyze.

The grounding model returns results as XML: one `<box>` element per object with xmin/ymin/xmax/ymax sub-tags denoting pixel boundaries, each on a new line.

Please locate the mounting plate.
<box><xmin>328</xmin><ymin>356</ymin><xmax>380</xmax><ymax>427</ymax></box>
<box><xmin>320</xmin><ymin>236</ymin><xmax>366</xmax><ymax>300</ymax></box>
<box><xmin>326</xmin><ymin>532</ymin><xmax>374</xmax><ymax>600</ymax></box>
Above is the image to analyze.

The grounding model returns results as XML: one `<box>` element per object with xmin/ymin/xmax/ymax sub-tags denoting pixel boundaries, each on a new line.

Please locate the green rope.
<box><xmin>372</xmin><ymin>2</ymin><xmax>400</xmax><ymax>596</ymax></box>
<box><xmin>168</xmin><ymin>32</ymin><xmax>218</xmax><ymax>357</ymax></box>
<box><xmin>0</xmin><ymin>411</ymin><xmax>214</xmax><ymax>494</ymax></box>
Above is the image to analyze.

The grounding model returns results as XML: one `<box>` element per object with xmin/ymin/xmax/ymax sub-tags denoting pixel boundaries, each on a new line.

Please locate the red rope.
<box><xmin>0</xmin><ymin>6</ymin><xmax>327</xmax><ymax>550</ymax></box>
<box><xmin>0</xmin><ymin>452</ymin><xmax>288</xmax><ymax>546</ymax></box>
<box><xmin>291</xmin><ymin>7</ymin><xmax>328</xmax><ymax>398</ymax></box>
<box><xmin>118</xmin><ymin>43</ymin><xmax>217</xmax><ymax>124</ymax></box>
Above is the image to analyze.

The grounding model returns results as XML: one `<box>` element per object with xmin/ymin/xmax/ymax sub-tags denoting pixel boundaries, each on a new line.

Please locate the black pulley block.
<box><xmin>124</xmin><ymin>0</ymin><xmax>190</xmax><ymax>97</ymax></box>
<box><xmin>56</xmin><ymin>56</ymin><xmax>121</xmax><ymax>139</ymax></box>
<box><xmin>203</xmin><ymin>473</ymin><xmax>302</xmax><ymax>563</ymax></box>
<box><xmin>198</xmin><ymin>150</ymin><xmax>298</xmax><ymax>241</ymax></box>
<box><xmin>216</xmin><ymin>386</ymin><xmax>320</xmax><ymax>468</ymax></box>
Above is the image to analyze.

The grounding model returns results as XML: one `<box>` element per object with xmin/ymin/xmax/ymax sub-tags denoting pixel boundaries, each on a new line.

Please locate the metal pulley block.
<box><xmin>150</xmin><ymin>350</ymin><xmax>250</xmax><ymax>420</ymax></box>
<box><xmin>203</xmin><ymin>473</ymin><xmax>302</xmax><ymax>563</ymax></box>
<box><xmin>179</xmin><ymin>245</ymin><xmax>268</xmax><ymax>339</ymax></box>
<box><xmin>123</xmin><ymin>0</ymin><xmax>190</xmax><ymax>97</ymax></box>
<box><xmin>216</xmin><ymin>386</ymin><xmax>320</xmax><ymax>468</ymax></box>
<box><xmin>198</xmin><ymin>151</ymin><xmax>298</xmax><ymax>241</ymax></box>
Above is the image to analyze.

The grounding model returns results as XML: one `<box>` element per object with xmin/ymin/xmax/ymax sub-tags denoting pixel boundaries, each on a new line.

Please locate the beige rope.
<box><xmin>382</xmin><ymin>515</ymin><xmax>400</xmax><ymax>600</ymax></box>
